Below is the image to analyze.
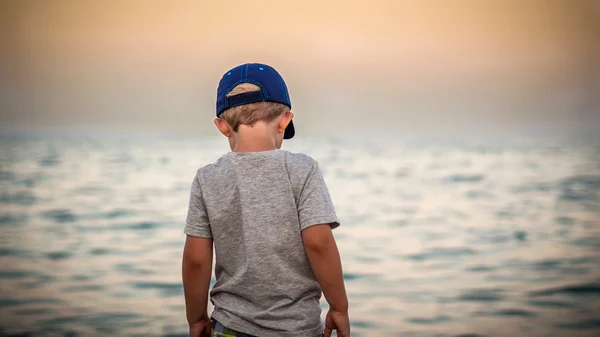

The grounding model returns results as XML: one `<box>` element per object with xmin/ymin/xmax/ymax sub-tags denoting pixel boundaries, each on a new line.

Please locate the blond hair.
<box><xmin>219</xmin><ymin>83</ymin><xmax>290</xmax><ymax>132</ymax></box>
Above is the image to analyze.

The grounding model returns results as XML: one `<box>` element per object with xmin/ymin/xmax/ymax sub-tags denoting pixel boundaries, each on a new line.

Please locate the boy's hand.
<box><xmin>189</xmin><ymin>314</ymin><xmax>211</xmax><ymax>337</ymax></box>
<box><xmin>324</xmin><ymin>309</ymin><xmax>350</xmax><ymax>337</ymax></box>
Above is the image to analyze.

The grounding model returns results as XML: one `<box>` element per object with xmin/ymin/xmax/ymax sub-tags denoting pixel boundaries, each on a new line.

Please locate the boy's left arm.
<box><xmin>182</xmin><ymin>235</ymin><xmax>213</xmax><ymax>336</ymax></box>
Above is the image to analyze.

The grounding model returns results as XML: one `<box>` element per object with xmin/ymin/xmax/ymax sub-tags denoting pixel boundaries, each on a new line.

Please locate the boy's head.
<box><xmin>214</xmin><ymin>63</ymin><xmax>294</xmax><ymax>150</ymax></box>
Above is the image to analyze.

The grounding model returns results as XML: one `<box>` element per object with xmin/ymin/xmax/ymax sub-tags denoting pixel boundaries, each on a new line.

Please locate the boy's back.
<box><xmin>185</xmin><ymin>149</ymin><xmax>338</xmax><ymax>336</ymax></box>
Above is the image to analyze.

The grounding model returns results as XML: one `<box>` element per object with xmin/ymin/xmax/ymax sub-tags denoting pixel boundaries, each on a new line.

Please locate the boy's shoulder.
<box><xmin>195</xmin><ymin>150</ymin><xmax>319</xmax><ymax>179</ymax></box>
<box><xmin>281</xmin><ymin>150</ymin><xmax>319</xmax><ymax>171</ymax></box>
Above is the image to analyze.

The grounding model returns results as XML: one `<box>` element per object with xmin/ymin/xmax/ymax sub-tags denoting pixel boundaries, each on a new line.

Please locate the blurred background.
<box><xmin>1</xmin><ymin>0</ymin><xmax>599</xmax><ymax>336</ymax></box>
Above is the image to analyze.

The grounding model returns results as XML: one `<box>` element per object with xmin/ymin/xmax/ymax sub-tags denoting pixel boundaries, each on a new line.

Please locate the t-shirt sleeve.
<box><xmin>298</xmin><ymin>162</ymin><xmax>340</xmax><ymax>231</ymax></box>
<box><xmin>184</xmin><ymin>173</ymin><xmax>213</xmax><ymax>238</ymax></box>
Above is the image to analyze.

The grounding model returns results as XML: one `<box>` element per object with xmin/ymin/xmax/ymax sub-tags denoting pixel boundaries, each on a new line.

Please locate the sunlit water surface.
<box><xmin>1</xmin><ymin>132</ymin><xmax>599</xmax><ymax>337</ymax></box>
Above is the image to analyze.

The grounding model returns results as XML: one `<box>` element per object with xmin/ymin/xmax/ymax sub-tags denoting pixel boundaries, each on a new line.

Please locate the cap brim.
<box><xmin>284</xmin><ymin>120</ymin><xmax>295</xmax><ymax>139</ymax></box>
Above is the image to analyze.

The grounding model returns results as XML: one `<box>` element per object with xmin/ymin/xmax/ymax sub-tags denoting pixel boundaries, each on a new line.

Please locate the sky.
<box><xmin>1</xmin><ymin>0</ymin><xmax>599</xmax><ymax>136</ymax></box>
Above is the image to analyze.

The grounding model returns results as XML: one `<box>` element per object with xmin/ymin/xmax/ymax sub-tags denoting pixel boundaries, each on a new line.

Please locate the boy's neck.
<box><xmin>231</xmin><ymin>133</ymin><xmax>279</xmax><ymax>153</ymax></box>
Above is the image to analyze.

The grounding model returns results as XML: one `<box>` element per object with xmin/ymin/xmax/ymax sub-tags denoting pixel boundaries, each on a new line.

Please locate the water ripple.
<box><xmin>41</xmin><ymin>209</ymin><xmax>77</xmax><ymax>223</ymax></box>
<box><xmin>46</xmin><ymin>251</ymin><xmax>73</xmax><ymax>261</ymax></box>
<box><xmin>556</xmin><ymin>318</ymin><xmax>600</xmax><ymax>330</ymax></box>
<box><xmin>476</xmin><ymin>308</ymin><xmax>537</xmax><ymax>318</ymax></box>
<box><xmin>458</xmin><ymin>289</ymin><xmax>505</xmax><ymax>302</ymax></box>
<box><xmin>406</xmin><ymin>315</ymin><xmax>452</xmax><ymax>325</ymax></box>
<box><xmin>0</xmin><ymin>191</ymin><xmax>37</xmax><ymax>205</ymax></box>
<box><xmin>132</xmin><ymin>282</ymin><xmax>183</xmax><ymax>297</ymax></box>
<box><xmin>408</xmin><ymin>248</ymin><xmax>476</xmax><ymax>261</ymax></box>
<box><xmin>528</xmin><ymin>282</ymin><xmax>600</xmax><ymax>297</ymax></box>
<box><xmin>444</xmin><ymin>174</ymin><xmax>485</xmax><ymax>183</ymax></box>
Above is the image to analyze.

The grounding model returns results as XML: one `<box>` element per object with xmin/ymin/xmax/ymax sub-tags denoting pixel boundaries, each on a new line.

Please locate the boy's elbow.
<box><xmin>302</xmin><ymin>224</ymin><xmax>335</xmax><ymax>254</ymax></box>
<box><xmin>182</xmin><ymin>237</ymin><xmax>213</xmax><ymax>269</ymax></box>
<box><xmin>182</xmin><ymin>251</ymin><xmax>206</xmax><ymax>268</ymax></box>
<box><xmin>304</xmin><ymin>240</ymin><xmax>331</xmax><ymax>256</ymax></box>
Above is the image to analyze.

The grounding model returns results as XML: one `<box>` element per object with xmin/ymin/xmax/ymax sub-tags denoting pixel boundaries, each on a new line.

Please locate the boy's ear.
<box><xmin>214</xmin><ymin>118</ymin><xmax>232</xmax><ymax>137</ymax></box>
<box><xmin>278</xmin><ymin>112</ymin><xmax>294</xmax><ymax>134</ymax></box>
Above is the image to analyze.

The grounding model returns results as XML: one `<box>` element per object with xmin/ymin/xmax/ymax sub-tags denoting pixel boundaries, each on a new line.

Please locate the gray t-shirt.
<box><xmin>185</xmin><ymin>149</ymin><xmax>339</xmax><ymax>337</ymax></box>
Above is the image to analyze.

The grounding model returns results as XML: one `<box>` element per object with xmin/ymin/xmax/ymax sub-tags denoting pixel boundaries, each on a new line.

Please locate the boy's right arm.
<box><xmin>302</xmin><ymin>224</ymin><xmax>350</xmax><ymax>337</ymax></box>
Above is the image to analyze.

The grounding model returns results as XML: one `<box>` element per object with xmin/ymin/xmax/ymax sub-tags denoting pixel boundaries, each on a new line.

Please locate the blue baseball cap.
<box><xmin>216</xmin><ymin>63</ymin><xmax>294</xmax><ymax>139</ymax></box>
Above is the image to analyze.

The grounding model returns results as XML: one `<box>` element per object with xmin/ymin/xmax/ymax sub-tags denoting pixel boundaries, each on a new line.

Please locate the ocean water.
<box><xmin>1</xmin><ymin>132</ymin><xmax>599</xmax><ymax>337</ymax></box>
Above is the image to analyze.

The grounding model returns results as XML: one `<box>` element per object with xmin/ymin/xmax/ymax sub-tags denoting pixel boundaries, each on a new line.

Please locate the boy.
<box><xmin>182</xmin><ymin>63</ymin><xmax>350</xmax><ymax>337</ymax></box>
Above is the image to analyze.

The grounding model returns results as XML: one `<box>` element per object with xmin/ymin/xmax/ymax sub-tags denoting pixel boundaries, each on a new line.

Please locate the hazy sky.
<box><xmin>1</xmin><ymin>0</ymin><xmax>599</xmax><ymax>135</ymax></box>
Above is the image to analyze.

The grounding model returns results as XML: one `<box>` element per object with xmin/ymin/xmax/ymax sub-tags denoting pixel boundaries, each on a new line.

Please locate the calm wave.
<box><xmin>1</xmin><ymin>132</ymin><xmax>599</xmax><ymax>337</ymax></box>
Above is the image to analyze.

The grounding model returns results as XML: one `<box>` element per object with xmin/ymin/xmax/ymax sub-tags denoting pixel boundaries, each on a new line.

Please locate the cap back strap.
<box><xmin>225</xmin><ymin>91</ymin><xmax>266</xmax><ymax>109</ymax></box>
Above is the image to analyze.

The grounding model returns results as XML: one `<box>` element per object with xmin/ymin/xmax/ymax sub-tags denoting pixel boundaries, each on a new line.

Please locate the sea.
<box><xmin>1</xmin><ymin>131</ymin><xmax>599</xmax><ymax>337</ymax></box>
